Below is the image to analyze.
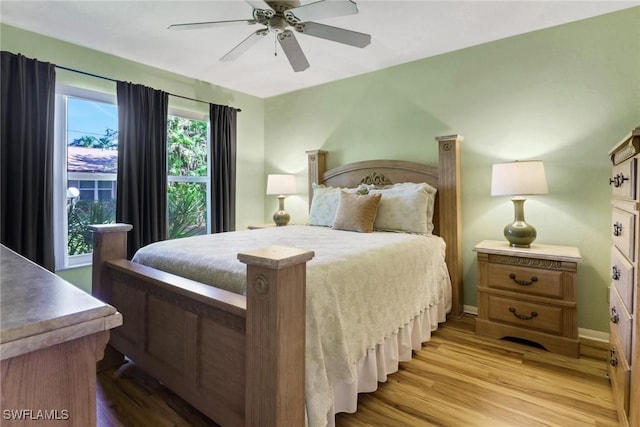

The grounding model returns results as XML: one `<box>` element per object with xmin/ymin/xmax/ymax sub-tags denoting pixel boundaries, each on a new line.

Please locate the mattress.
<box><xmin>133</xmin><ymin>225</ymin><xmax>451</xmax><ymax>427</ymax></box>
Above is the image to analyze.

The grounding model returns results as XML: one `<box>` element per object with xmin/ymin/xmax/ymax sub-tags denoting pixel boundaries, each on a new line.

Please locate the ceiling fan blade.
<box><xmin>277</xmin><ymin>30</ymin><xmax>310</xmax><ymax>72</ymax></box>
<box><xmin>220</xmin><ymin>28</ymin><xmax>269</xmax><ymax>62</ymax></box>
<box><xmin>168</xmin><ymin>19</ymin><xmax>257</xmax><ymax>31</ymax></box>
<box><xmin>296</xmin><ymin>22</ymin><xmax>370</xmax><ymax>48</ymax></box>
<box><xmin>245</xmin><ymin>0</ymin><xmax>273</xmax><ymax>11</ymax></box>
<box><xmin>285</xmin><ymin>0</ymin><xmax>358</xmax><ymax>24</ymax></box>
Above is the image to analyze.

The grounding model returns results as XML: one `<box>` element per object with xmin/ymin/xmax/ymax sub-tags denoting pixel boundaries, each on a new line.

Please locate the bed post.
<box><xmin>306</xmin><ymin>149</ymin><xmax>327</xmax><ymax>207</ymax></box>
<box><xmin>89</xmin><ymin>223</ymin><xmax>132</xmax><ymax>370</ymax></box>
<box><xmin>435</xmin><ymin>134</ymin><xmax>464</xmax><ymax>317</ymax></box>
<box><xmin>239</xmin><ymin>246</ymin><xmax>315</xmax><ymax>427</ymax></box>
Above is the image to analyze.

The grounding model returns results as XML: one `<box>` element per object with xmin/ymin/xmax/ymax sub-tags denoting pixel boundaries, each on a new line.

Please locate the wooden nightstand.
<box><xmin>474</xmin><ymin>240</ymin><xmax>582</xmax><ymax>357</ymax></box>
<box><xmin>247</xmin><ymin>223</ymin><xmax>297</xmax><ymax>230</ymax></box>
<box><xmin>247</xmin><ymin>223</ymin><xmax>278</xmax><ymax>230</ymax></box>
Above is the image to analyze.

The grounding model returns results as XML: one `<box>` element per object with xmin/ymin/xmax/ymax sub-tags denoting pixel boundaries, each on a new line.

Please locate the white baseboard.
<box><xmin>463</xmin><ymin>305</ymin><xmax>478</xmax><ymax>315</ymax></box>
<box><xmin>462</xmin><ymin>305</ymin><xmax>609</xmax><ymax>343</ymax></box>
<box><xmin>578</xmin><ymin>328</ymin><xmax>609</xmax><ymax>343</ymax></box>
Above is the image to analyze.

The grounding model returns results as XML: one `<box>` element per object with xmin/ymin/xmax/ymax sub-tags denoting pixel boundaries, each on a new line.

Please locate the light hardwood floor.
<box><xmin>97</xmin><ymin>315</ymin><xmax>619</xmax><ymax>427</ymax></box>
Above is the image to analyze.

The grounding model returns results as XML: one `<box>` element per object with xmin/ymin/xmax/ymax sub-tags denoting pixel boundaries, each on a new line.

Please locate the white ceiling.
<box><xmin>1</xmin><ymin>1</ymin><xmax>637</xmax><ymax>98</ymax></box>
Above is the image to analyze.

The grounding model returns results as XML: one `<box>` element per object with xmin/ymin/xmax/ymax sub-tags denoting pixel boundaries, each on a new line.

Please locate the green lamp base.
<box><xmin>504</xmin><ymin>221</ymin><xmax>537</xmax><ymax>248</ymax></box>
<box><xmin>504</xmin><ymin>197</ymin><xmax>537</xmax><ymax>248</ymax></box>
<box><xmin>272</xmin><ymin>195</ymin><xmax>291</xmax><ymax>226</ymax></box>
<box><xmin>272</xmin><ymin>210</ymin><xmax>290</xmax><ymax>227</ymax></box>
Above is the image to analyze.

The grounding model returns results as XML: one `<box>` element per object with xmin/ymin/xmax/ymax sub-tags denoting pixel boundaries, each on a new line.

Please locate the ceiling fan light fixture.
<box><xmin>269</xmin><ymin>15</ymin><xmax>287</xmax><ymax>33</ymax></box>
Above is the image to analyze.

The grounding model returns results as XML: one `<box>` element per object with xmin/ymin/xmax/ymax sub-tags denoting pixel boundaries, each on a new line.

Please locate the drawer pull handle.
<box><xmin>610</xmin><ymin>348</ymin><xmax>618</xmax><ymax>367</ymax></box>
<box><xmin>613</xmin><ymin>222</ymin><xmax>623</xmax><ymax>237</ymax></box>
<box><xmin>509</xmin><ymin>307</ymin><xmax>538</xmax><ymax>321</ymax></box>
<box><xmin>611</xmin><ymin>265</ymin><xmax>621</xmax><ymax>281</ymax></box>
<box><xmin>610</xmin><ymin>306</ymin><xmax>620</xmax><ymax>324</ymax></box>
<box><xmin>508</xmin><ymin>273</ymin><xmax>538</xmax><ymax>286</ymax></box>
<box><xmin>609</xmin><ymin>173</ymin><xmax>629</xmax><ymax>188</ymax></box>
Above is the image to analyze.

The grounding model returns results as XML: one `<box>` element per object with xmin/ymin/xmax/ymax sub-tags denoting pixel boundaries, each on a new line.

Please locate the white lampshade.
<box><xmin>491</xmin><ymin>161</ymin><xmax>548</xmax><ymax>196</ymax></box>
<box><xmin>266</xmin><ymin>174</ymin><xmax>296</xmax><ymax>195</ymax></box>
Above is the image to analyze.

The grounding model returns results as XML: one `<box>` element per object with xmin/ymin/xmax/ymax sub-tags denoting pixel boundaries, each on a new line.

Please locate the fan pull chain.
<box><xmin>274</xmin><ymin>36</ymin><xmax>278</xmax><ymax>56</ymax></box>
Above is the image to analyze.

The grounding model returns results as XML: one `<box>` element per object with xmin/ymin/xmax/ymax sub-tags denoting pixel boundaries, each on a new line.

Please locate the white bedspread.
<box><xmin>133</xmin><ymin>225</ymin><xmax>451</xmax><ymax>427</ymax></box>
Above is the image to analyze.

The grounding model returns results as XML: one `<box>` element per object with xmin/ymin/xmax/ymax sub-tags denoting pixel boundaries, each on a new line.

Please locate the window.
<box><xmin>54</xmin><ymin>88</ymin><xmax>210</xmax><ymax>268</ymax></box>
<box><xmin>54</xmin><ymin>85</ymin><xmax>118</xmax><ymax>269</ymax></box>
<box><xmin>167</xmin><ymin>112</ymin><xmax>210</xmax><ymax>239</ymax></box>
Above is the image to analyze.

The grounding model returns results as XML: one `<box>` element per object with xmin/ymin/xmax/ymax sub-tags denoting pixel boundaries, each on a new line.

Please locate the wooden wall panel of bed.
<box><xmin>90</xmin><ymin>134</ymin><xmax>463</xmax><ymax>427</ymax></box>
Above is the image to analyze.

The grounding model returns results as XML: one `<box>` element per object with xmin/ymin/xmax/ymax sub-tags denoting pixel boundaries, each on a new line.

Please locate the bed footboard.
<box><xmin>90</xmin><ymin>225</ymin><xmax>314</xmax><ymax>427</ymax></box>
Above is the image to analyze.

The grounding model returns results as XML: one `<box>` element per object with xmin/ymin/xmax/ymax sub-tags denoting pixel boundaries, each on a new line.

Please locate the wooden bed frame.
<box><xmin>90</xmin><ymin>134</ymin><xmax>463</xmax><ymax>427</ymax></box>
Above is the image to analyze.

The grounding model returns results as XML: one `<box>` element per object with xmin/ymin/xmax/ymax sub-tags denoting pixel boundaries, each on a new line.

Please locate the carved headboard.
<box><xmin>306</xmin><ymin>135</ymin><xmax>463</xmax><ymax>316</ymax></box>
<box><xmin>305</xmin><ymin>158</ymin><xmax>441</xmax><ymax>233</ymax></box>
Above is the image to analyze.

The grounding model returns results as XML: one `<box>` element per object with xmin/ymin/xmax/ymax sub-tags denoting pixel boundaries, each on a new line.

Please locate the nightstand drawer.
<box><xmin>486</xmin><ymin>295</ymin><xmax>563</xmax><ymax>335</ymax></box>
<box><xmin>487</xmin><ymin>263</ymin><xmax>563</xmax><ymax>299</ymax></box>
<box><xmin>610</xmin><ymin>286</ymin><xmax>633</xmax><ymax>362</ymax></box>
<box><xmin>609</xmin><ymin>325</ymin><xmax>631</xmax><ymax>418</ymax></box>
<box><xmin>611</xmin><ymin>246</ymin><xmax>635</xmax><ymax>313</ymax></box>
<box><xmin>611</xmin><ymin>207</ymin><xmax>636</xmax><ymax>262</ymax></box>
<box><xmin>611</xmin><ymin>157</ymin><xmax>636</xmax><ymax>200</ymax></box>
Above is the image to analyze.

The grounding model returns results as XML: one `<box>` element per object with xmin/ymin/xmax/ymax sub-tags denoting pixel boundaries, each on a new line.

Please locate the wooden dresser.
<box><xmin>474</xmin><ymin>240</ymin><xmax>582</xmax><ymax>358</ymax></box>
<box><xmin>0</xmin><ymin>245</ymin><xmax>122</xmax><ymax>426</ymax></box>
<box><xmin>608</xmin><ymin>126</ymin><xmax>640</xmax><ymax>427</ymax></box>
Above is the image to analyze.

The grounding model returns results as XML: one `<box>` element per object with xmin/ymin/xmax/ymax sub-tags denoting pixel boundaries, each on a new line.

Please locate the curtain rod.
<box><xmin>55</xmin><ymin>64</ymin><xmax>241</xmax><ymax>112</ymax></box>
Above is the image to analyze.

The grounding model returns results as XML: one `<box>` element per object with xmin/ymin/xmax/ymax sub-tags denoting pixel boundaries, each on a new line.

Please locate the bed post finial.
<box><xmin>435</xmin><ymin>134</ymin><xmax>463</xmax><ymax>317</ymax></box>
<box><xmin>306</xmin><ymin>150</ymin><xmax>327</xmax><ymax>209</ymax></box>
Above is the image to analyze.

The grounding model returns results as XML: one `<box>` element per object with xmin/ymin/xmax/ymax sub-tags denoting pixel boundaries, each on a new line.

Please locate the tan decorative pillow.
<box><xmin>308</xmin><ymin>184</ymin><xmax>359</xmax><ymax>227</ymax></box>
<box><xmin>332</xmin><ymin>192</ymin><xmax>382</xmax><ymax>233</ymax></box>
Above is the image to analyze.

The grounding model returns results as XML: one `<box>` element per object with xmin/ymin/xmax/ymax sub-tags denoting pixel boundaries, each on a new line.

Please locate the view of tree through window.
<box><xmin>56</xmin><ymin>90</ymin><xmax>210</xmax><ymax>267</ymax></box>
<box><xmin>167</xmin><ymin>116</ymin><xmax>209</xmax><ymax>239</ymax></box>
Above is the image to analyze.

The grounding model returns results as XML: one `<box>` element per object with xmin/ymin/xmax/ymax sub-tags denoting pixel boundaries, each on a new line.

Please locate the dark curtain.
<box><xmin>0</xmin><ymin>52</ymin><xmax>56</xmax><ymax>271</ymax></box>
<box><xmin>209</xmin><ymin>104</ymin><xmax>237</xmax><ymax>233</ymax></box>
<box><xmin>116</xmin><ymin>82</ymin><xmax>168</xmax><ymax>259</ymax></box>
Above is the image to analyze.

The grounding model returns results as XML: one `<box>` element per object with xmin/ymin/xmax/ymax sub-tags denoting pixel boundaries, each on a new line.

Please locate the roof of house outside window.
<box><xmin>67</xmin><ymin>146</ymin><xmax>117</xmax><ymax>174</ymax></box>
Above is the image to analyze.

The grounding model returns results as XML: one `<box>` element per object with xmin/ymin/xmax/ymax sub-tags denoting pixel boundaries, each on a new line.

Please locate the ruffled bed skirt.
<box><xmin>325</xmin><ymin>298</ymin><xmax>449</xmax><ymax>426</ymax></box>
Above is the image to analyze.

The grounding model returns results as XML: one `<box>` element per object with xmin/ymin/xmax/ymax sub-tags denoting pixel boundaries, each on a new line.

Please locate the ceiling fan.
<box><xmin>168</xmin><ymin>0</ymin><xmax>371</xmax><ymax>72</ymax></box>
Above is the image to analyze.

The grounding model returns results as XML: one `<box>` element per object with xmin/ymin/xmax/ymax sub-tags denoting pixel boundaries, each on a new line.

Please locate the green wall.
<box><xmin>263</xmin><ymin>7</ymin><xmax>640</xmax><ymax>332</ymax></box>
<box><xmin>56</xmin><ymin>266</ymin><xmax>92</xmax><ymax>294</ymax></box>
<box><xmin>0</xmin><ymin>23</ymin><xmax>267</xmax><ymax>290</ymax></box>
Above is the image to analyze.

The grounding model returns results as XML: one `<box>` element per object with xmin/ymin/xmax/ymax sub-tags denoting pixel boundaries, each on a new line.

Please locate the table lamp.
<box><xmin>266</xmin><ymin>174</ymin><xmax>296</xmax><ymax>226</ymax></box>
<box><xmin>491</xmin><ymin>160</ymin><xmax>548</xmax><ymax>247</ymax></box>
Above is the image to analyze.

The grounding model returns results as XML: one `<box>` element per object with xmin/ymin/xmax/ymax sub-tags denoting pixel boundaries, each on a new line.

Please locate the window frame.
<box><xmin>166</xmin><ymin>107</ymin><xmax>212</xmax><ymax>236</ymax></box>
<box><xmin>53</xmin><ymin>91</ymin><xmax>211</xmax><ymax>269</ymax></box>
<box><xmin>54</xmin><ymin>84</ymin><xmax>117</xmax><ymax>270</ymax></box>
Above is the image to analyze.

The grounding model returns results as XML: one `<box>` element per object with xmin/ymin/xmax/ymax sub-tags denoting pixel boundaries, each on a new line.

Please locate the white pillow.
<box><xmin>368</xmin><ymin>182</ymin><xmax>437</xmax><ymax>234</ymax></box>
<box><xmin>308</xmin><ymin>184</ymin><xmax>358</xmax><ymax>227</ymax></box>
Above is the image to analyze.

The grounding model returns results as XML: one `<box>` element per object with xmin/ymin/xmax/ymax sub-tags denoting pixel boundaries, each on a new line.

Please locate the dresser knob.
<box><xmin>613</xmin><ymin>222</ymin><xmax>623</xmax><ymax>237</ymax></box>
<box><xmin>508</xmin><ymin>273</ymin><xmax>538</xmax><ymax>286</ymax></box>
<box><xmin>610</xmin><ymin>348</ymin><xmax>618</xmax><ymax>367</ymax></box>
<box><xmin>609</xmin><ymin>173</ymin><xmax>629</xmax><ymax>188</ymax></box>
<box><xmin>610</xmin><ymin>306</ymin><xmax>620</xmax><ymax>324</ymax></box>
<box><xmin>508</xmin><ymin>307</ymin><xmax>538</xmax><ymax>321</ymax></box>
<box><xmin>611</xmin><ymin>265</ymin><xmax>621</xmax><ymax>281</ymax></box>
